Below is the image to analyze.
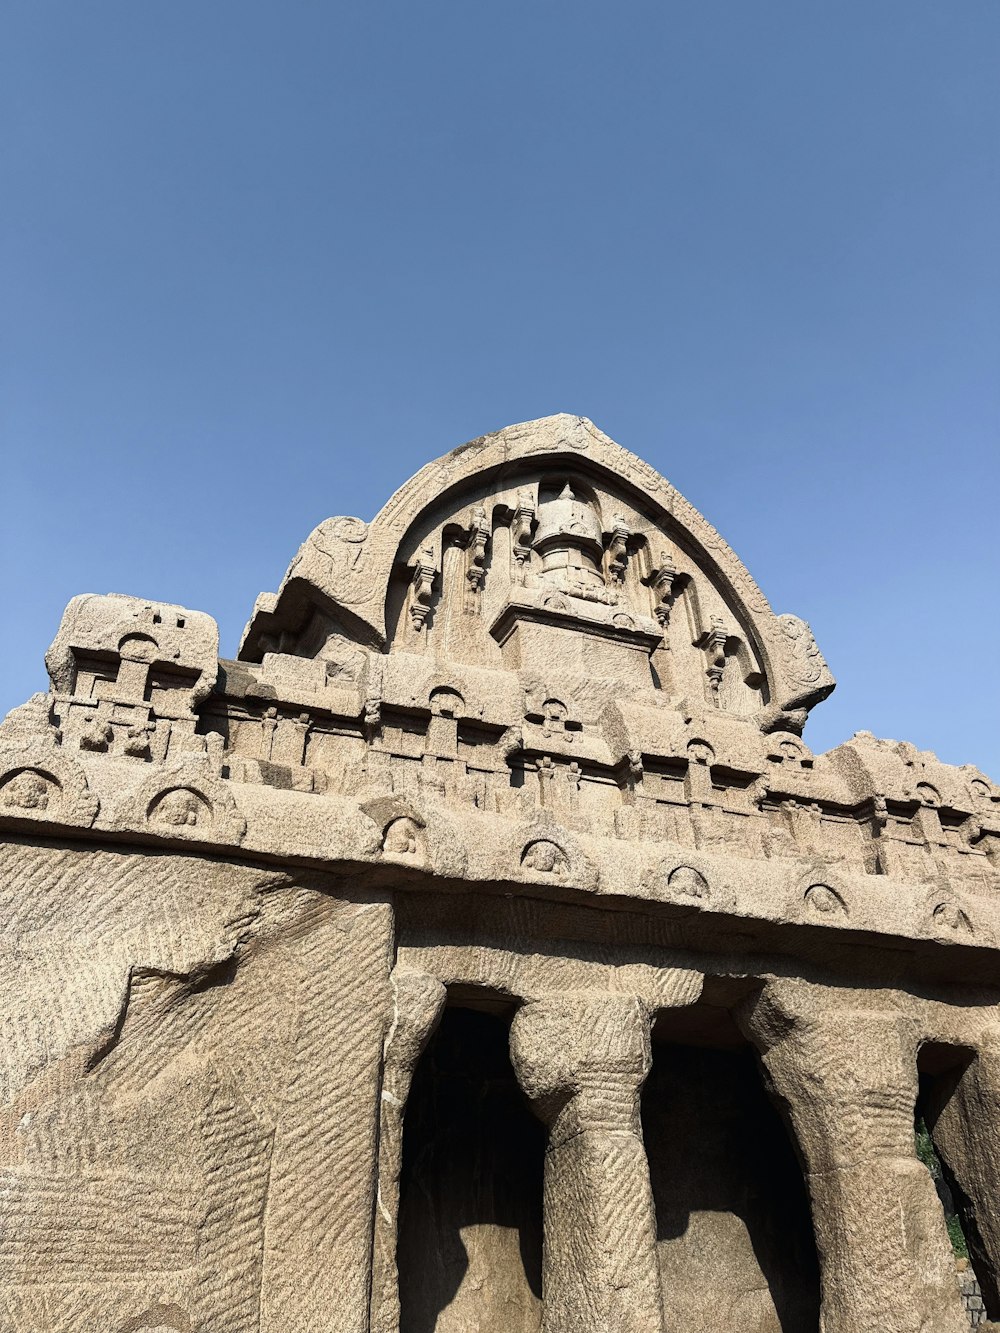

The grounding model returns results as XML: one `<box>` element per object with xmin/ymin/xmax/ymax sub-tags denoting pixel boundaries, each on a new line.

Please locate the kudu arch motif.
<box><xmin>1</xmin><ymin>414</ymin><xmax>998</xmax><ymax>1333</ymax></box>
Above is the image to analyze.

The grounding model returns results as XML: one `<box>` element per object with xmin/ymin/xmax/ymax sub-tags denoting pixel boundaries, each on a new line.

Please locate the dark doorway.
<box><xmin>397</xmin><ymin>1004</ymin><xmax>545</xmax><ymax>1333</ymax></box>
<box><xmin>642</xmin><ymin>1011</ymin><xmax>821</xmax><ymax>1332</ymax></box>
<box><xmin>916</xmin><ymin>1042</ymin><xmax>997</xmax><ymax>1320</ymax></box>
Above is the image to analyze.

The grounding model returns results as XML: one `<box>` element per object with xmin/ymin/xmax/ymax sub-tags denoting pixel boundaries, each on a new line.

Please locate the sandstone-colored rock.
<box><xmin>1</xmin><ymin>415</ymin><xmax>996</xmax><ymax>1331</ymax></box>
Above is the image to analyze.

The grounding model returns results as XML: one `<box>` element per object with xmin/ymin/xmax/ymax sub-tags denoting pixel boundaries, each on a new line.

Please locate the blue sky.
<box><xmin>4</xmin><ymin>1</ymin><xmax>998</xmax><ymax>772</ymax></box>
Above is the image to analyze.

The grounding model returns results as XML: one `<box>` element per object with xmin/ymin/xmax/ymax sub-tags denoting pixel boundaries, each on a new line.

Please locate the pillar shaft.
<box><xmin>510</xmin><ymin>994</ymin><xmax>664</xmax><ymax>1333</ymax></box>
<box><xmin>740</xmin><ymin>986</ymin><xmax>967</xmax><ymax>1333</ymax></box>
<box><xmin>369</xmin><ymin>968</ymin><xmax>446</xmax><ymax>1333</ymax></box>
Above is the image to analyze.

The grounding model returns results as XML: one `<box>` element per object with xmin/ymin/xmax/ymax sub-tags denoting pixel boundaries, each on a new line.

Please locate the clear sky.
<box><xmin>4</xmin><ymin>2</ymin><xmax>998</xmax><ymax>773</ymax></box>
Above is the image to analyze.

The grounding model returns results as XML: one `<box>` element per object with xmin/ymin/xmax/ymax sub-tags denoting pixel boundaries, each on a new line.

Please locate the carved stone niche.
<box><xmin>382</xmin><ymin>816</ymin><xmax>425</xmax><ymax>863</ymax></box>
<box><xmin>643</xmin><ymin>856</ymin><xmax>712</xmax><ymax>910</ymax></box>
<box><xmin>133</xmin><ymin>764</ymin><xmax>247</xmax><ymax>846</ymax></box>
<box><xmin>0</xmin><ymin>742</ymin><xmax>100</xmax><ymax>828</ymax></box>
<box><xmin>521</xmin><ymin>837</ymin><xmax>569</xmax><ymax>879</ymax></box>
<box><xmin>929</xmin><ymin>893</ymin><xmax>975</xmax><ymax>939</ymax></box>
<box><xmin>512</xmin><ymin>823</ymin><xmax>599</xmax><ymax>891</ymax></box>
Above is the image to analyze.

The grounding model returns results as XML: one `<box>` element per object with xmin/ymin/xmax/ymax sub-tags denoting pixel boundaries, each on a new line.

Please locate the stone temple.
<box><xmin>3</xmin><ymin>414</ymin><xmax>1000</xmax><ymax>1333</ymax></box>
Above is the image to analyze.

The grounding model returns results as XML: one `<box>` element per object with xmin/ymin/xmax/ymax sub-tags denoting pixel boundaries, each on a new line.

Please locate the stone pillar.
<box><xmin>369</xmin><ymin>968</ymin><xmax>446</xmax><ymax>1333</ymax></box>
<box><xmin>922</xmin><ymin>1034</ymin><xmax>1000</xmax><ymax>1316</ymax></box>
<box><xmin>509</xmin><ymin>993</ymin><xmax>664</xmax><ymax>1333</ymax></box>
<box><xmin>740</xmin><ymin>983</ymin><xmax>967</xmax><ymax>1333</ymax></box>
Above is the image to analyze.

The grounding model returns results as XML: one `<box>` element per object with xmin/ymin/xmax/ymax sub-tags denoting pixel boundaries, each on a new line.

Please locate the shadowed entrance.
<box><xmin>397</xmin><ymin>1004</ymin><xmax>545</xmax><ymax>1333</ymax></box>
<box><xmin>642</xmin><ymin>1008</ymin><xmax>821</xmax><ymax>1332</ymax></box>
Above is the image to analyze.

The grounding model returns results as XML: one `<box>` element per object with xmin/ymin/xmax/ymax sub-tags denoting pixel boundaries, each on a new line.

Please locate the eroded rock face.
<box><xmin>1</xmin><ymin>415</ymin><xmax>997</xmax><ymax>1332</ymax></box>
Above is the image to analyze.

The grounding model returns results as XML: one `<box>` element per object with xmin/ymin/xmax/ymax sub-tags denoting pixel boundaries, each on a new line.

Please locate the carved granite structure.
<box><xmin>3</xmin><ymin>414</ymin><xmax>999</xmax><ymax>1333</ymax></box>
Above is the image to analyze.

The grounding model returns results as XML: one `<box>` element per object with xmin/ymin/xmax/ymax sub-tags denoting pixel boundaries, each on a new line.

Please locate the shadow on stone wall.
<box><xmin>397</xmin><ymin>1005</ymin><xmax>545</xmax><ymax>1333</ymax></box>
<box><xmin>642</xmin><ymin>1035</ymin><xmax>821</xmax><ymax>1332</ymax></box>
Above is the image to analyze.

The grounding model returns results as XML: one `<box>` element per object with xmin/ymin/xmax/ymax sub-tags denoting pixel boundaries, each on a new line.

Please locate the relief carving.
<box><xmin>647</xmin><ymin>550</ymin><xmax>678</xmax><ymax>627</ymax></box>
<box><xmin>605</xmin><ymin>514</ymin><xmax>630</xmax><ymax>584</ymax></box>
<box><xmin>667</xmin><ymin>865</ymin><xmax>709</xmax><ymax>901</ymax></box>
<box><xmin>134</xmin><ymin>765</ymin><xmax>246</xmax><ymax>845</ymax></box>
<box><xmin>512</xmin><ymin>488</ymin><xmax>536</xmax><ymax>570</ymax></box>
<box><xmin>932</xmin><ymin>900</ymin><xmax>973</xmax><ymax>935</ymax></box>
<box><xmin>0</xmin><ymin>768</ymin><xmax>53</xmax><ymax>811</ymax></box>
<box><xmin>466</xmin><ymin>503</ymin><xmax>490</xmax><ymax>594</ymax></box>
<box><xmin>0</xmin><ymin>743</ymin><xmax>99</xmax><ymax>827</ymax></box>
<box><xmin>383</xmin><ymin>816</ymin><xmax>423</xmax><ymax>859</ymax></box>
<box><xmin>521</xmin><ymin>838</ymin><xmax>569</xmax><ymax>877</ymax></box>
<box><xmin>804</xmin><ymin>882</ymin><xmax>847</xmax><ymax>917</ymax></box>
<box><xmin>774</xmin><ymin>612</ymin><xmax>834</xmax><ymax>693</ymax></box>
<box><xmin>408</xmin><ymin>544</ymin><xmax>438</xmax><ymax>632</ymax></box>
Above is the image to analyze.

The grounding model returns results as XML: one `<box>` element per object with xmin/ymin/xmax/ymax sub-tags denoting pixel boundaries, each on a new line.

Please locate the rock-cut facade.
<box><xmin>2</xmin><ymin>415</ymin><xmax>999</xmax><ymax>1333</ymax></box>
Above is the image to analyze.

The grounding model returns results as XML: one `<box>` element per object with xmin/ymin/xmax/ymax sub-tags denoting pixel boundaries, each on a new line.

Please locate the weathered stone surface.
<box><xmin>1</xmin><ymin>415</ymin><xmax>996</xmax><ymax>1331</ymax></box>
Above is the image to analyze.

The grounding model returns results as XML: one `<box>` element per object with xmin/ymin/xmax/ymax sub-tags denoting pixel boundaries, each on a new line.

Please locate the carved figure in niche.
<box><xmin>768</xmin><ymin>734</ymin><xmax>811</xmax><ymax>767</ymax></box>
<box><xmin>124</xmin><ymin>722</ymin><xmax>155</xmax><ymax>759</ymax></box>
<box><xmin>541</xmin><ymin>699</ymin><xmax>570</xmax><ymax>740</ymax></box>
<box><xmin>521</xmin><ymin>839</ymin><xmax>568</xmax><ymax>877</ymax></box>
<box><xmin>532</xmin><ymin>482</ymin><xmax>616</xmax><ymax>605</ymax></box>
<box><xmin>151</xmin><ymin>788</ymin><xmax>205</xmax><ymax>828</ymax></box>
<box><xmin>686</xmin><ymin>738</ymin><xmax>714</xmax><ymax>766</ymax></box>
<box><xmin>1</xmin><ymin>769</ymin><xmax>53</xmax><ymax>811</ymax></box>
<box><xmin>429</xmin><ymin>686</ymin><xmax>463</xmax><ymax>718</ymax></box>
<box><xmin>667</xmin><ymin>865</ymin><xmax>708</xmax><ymax>900</ymax></box>
<box><xmin>383</xmin><ymin>817</ymin><xmax>421</xmax><ymax>858</ymax></box>
<box><xmin>916</xmin><ymin>783</ymin><xmax>942</xmax><ymax>808</ymax></box>
<box><xmin>804</xmin><ymin>883</ymin><xmax>847</xmax><ymax>916</ymax></box>
<box><xmin>79</xmin><ymin>713</ymin><xmax>113</xmax><ymax>753</ymax></box>
<box><xmin>933</xmin><ymin>901</ymin><xmax>972</xmax><ymax>934</ymax></box>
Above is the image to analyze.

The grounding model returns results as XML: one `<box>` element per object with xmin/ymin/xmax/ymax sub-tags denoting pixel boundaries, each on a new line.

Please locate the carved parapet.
<box><xmin>46</xmin><ymin>595</ymin><xmax>218</xmax><ymax>743</ymax></box>
<box><xmin>235</xmin><ymin>414</ymin><xmax>836</xmax><ymax>731</ymax></box>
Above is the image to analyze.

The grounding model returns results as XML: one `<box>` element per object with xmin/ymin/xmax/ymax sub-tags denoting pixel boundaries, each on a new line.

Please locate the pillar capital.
<box><xmin>510</xmin><ymin>992</ymin><xmax>651</xmax><ymax>1143</ymax></box>
<box><xmin>738</xmin><ymin>981</ymin><xmax>967</xmax><ymax>1333</ymax></box>
<box><xmin>509</xmin><ymin>992</ymin><xmax>664</xmax><ymax>1333</ymax></box>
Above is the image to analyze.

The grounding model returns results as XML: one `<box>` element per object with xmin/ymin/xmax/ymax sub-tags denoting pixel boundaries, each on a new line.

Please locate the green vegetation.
<box><xmin>915</xmin><ymin>1116</ymin><xmax>969</xmax><ymax>1261</ymax></box>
